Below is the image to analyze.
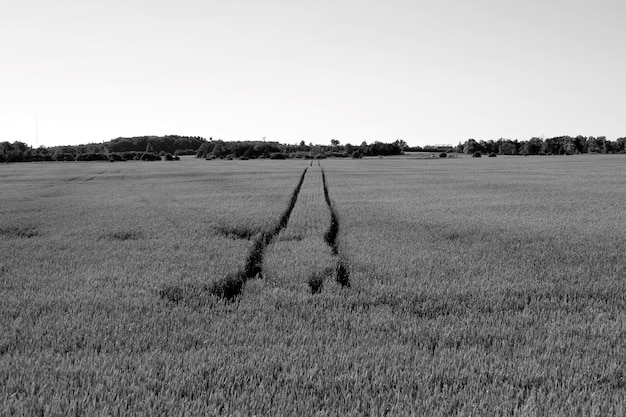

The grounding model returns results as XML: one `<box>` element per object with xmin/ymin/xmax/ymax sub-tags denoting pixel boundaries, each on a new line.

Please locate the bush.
<box><xmin>351</xmin><ymin>151</ymin><xmax>363</xmax><ymax>159</ymax></box>
<box><xmin>141</xmin><ymin>153</ymin><xmax>159</xmax><ymax>161</ymax></box>
<box><xmin>472</xmin><ymin>152</ymin><xmax>482</xmax><ymax>158</ymax></box>
<box><xmin>489</xmin><ymin>153</ymin><xmax>497</xmax><ymax>157</ymax></box>
<box><xmin>76</xmin><ymin>153</ymin><xmax>108</xmax><ymax>161</ymax></box>
<box><xmin>108</xmin><ymin>153</ymin><xmax>126</xmax><ymax>162</ymax></box>
<box><xmin>176</xmin><ymin>148</ymin><xmax>197</xmax><ymax>156</ymax></box>
<box><xmin>54</xmin><ymin>153</ymin><xmax>76</xmax><ymax>161</ymax></box>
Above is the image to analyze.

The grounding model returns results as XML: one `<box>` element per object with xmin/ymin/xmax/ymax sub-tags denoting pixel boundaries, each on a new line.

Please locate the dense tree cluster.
<box><xmin>107</xmin><ymin>135</ymin><xmax>205</xmax><ymax>154</ymax></box>
<box><xmin>196</xmin><ymin>140</ymin><xmax>284</xmax><ymax>159</ymax></box>
<box><xmin>0</xmin><ymin>136</ymin><xmax>204</xmax><ymax>163</ymax></box>
<box><xmin>455</xmin><ymin>136</ymin><xmax>626</xmax><ymax>155</ymax></box>
<box><xmin>196</xmin><ymin>139</ymin><xmax>405</xmax><ymax>160</ymax></box>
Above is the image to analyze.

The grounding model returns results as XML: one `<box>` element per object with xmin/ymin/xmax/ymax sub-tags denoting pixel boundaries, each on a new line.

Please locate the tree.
<box><xmin>0</xmin><ymin>141</ymin><xmax>30</xmax><ymax>162</ymax></box>
<box><xmin>463</xmin><ymin>139</ymin><xmax>485</xmax><ymax>154</ymax></box>
<box><xmin>196</xmin><ymin>142</ymin><xmax>215</xmax><ymax>158</ymax></box>
<box><xmin>615</xmin><ymin>137</ymin><xmax>626</xmax><ymax>153</ymax></box>
<box><xmin>478</xmin><ymin>140</ymin><xmax>498</xmax><ymax>155</ymax></box>
<box><xmin>212</xmin><ymin>141</ymin><xmax>228</xmax><ymax>158</ymax></box>
<box><xmin>543</xmin><ymin>137</ymin><xmax>559</xmax><ymax>154</ymax></box>
<box><xmin>587</xmin><ymin>137</ymin><xmax>601</xmax><ymax>153</ymax></box>
<box><xmin>498</xmin><ymin>141</ymin><xmax>517</xmax><ymax>155</ymax></box>
<box><xmin>298</xmin><ymin>140</ymin><xmax>310</xmax><ymax>151</ymax></box>
<box><xmin>573</xmin><ymin>136</ymin><xmax>587</xmax><ymax>153</ymax></box>
<box><xmin>395</xmin><ymin>139</ymin><xmax>408</xmax><ymax>151</ymax></box>
<box><xmin>603</xmin><ymin>139</ymin><xmax>614</xmax><ymax>154</ymax></box>
<box><xmin>519</xmin><ymin>137</ymin><xmax>543</xmax><ymax>155</ymax></box>
<box><xmin>563</xmin><ymin>141</ymin><xmax>576</xmax><ymax>155</ymax></box>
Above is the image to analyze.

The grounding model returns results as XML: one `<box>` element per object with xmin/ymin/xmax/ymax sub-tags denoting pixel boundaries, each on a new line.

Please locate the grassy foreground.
<box><xmin>1</xmin><ymin>155</ymin><xmax>625</xmax><ymax>415</ymax></box>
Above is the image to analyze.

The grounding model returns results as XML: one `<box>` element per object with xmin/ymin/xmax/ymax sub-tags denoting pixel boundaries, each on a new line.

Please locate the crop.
<box><xmin>263</xmin><ymin>166</ymin><xmax>336</xmax><ymax>294</ymax></box>
<box><xmin>1</xmin><ymin>155</ymin><xmax>625</xmax><ymax>415</ymax></box>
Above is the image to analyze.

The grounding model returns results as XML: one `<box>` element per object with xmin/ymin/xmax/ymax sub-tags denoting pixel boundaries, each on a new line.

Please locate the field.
<box><xmin>1</xmin><ymin>155</ymin><xmax>625</xmax><ymax>416</ymax></box>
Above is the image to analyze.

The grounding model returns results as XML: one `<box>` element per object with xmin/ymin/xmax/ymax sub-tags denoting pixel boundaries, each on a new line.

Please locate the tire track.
<box><xmin>242</xmin><ymin>167</ymin><xmax>308</xmax><ymax>279</ymax></box>
<box><xmin>160</xmin><ymin>167</ymin><xmax>309</xmax><ymax>303</ymax></box>
<box><xmin>321</xmin><ymin>170</ymin><xmax>339</xmax><ymax>255</ymax></box>
<box><xmin>321</xmin><ymin>168</ymin><xmax>350</xmax><ymax>288</ymax></box>
<box><xmin>262</xmin><ymin>166</ymin><xmax>334</xmax><ymax>294</ymax></box>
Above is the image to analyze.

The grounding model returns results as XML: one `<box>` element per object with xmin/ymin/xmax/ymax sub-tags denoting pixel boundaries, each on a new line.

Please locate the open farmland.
<box><xmin>1</xmin><ymin>155</ymin><xmax>625</xmax><ymax>415</ymax></box>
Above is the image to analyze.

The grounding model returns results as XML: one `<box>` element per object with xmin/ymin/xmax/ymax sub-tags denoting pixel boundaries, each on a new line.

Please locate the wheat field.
<box><xmin>1</xmin><ymin>155</ymin><xmax>625</xmax><ymax>415</ymax></box>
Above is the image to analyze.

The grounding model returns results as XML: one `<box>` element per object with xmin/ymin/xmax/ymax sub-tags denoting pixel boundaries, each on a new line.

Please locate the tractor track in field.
<box><xmin>242</xmin><ymin>168</ymin><xmax>309</xmax><ymax>279</ymax></box>
<box><xmin>160</xmin><ymin>167</ymin><xmax>309</xmax><ymax>303</ymax></box>
<box><xmin>321</xmin><ymin>169</ymin><xmax>339</xmax><ymax>255</ymax></box>
<box><xmin>160</xmin><ymin>164</ymin><xmax>349</xmax><ymax>304</ymax></box>
<box><xmin>208</xmin><ymin>167</ymin><xmax>310</xmax><ymax>299</ymax></box>
<box><xmin>321</xmin><ymin>168</ymin><xmax>350</xmax><ymax>288</ymax></box>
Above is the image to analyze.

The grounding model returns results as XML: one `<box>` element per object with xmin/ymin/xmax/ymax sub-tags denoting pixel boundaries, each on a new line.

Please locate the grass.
<box><xmin>1</xmin><ymin>155</ymin><xmax>626</xmax><ymax>415</ymax></box>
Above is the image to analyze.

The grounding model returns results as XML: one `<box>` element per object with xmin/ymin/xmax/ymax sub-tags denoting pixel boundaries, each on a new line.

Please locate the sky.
<box><xmin>1</xmin><ymin>0</ymin><xmax>625</xmax><ymax>147</ymax></box>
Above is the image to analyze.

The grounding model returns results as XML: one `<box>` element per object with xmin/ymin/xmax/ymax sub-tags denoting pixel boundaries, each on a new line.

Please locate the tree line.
<box><xmin>451</xmin><ymin>136</ymin><xmax>626</xmax><ymax>156</ymax></box>
<box><xmin>195</xmin><ymin>139</ymin><xmax>404</xmax><ymax>160</ymax></box>
<box><xmin>0</xmin><ymin>136</ymin><xmax>405</xmax><ymax>163</ymax></box>
<box><xmin>2</xmin><ymin>134</ymin><xmax>626</xmax><ymax>163</ymax></box>
<box><xmin>0</xmin><ymin>136</ymin><xmax>205</xmax><ymax>163</ymax></box>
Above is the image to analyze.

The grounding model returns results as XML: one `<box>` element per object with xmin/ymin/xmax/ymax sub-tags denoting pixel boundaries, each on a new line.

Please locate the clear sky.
<box><xmin>2</xmin><ymin>0</ymin><xmax>625</xmax><ymax>147</ymax></box>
